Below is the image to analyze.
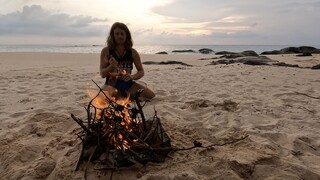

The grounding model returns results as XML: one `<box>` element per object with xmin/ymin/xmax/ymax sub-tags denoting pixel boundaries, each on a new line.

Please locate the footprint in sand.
<box><xmin>181</xmin><ymin>99</ymin><xmax>214</xmax><ymax>109</ymax></box>
<box><xmin>9</xmin><ymin>111</ymin><xmax>28</xmax><ymax>118</ymax></box>
<box><xmin>18</xmin><ymin>97</ymin><xmax>35</xmax><ymax>104</ymax></box>
<box><xmin>216</xmin><ymin>93</ymin><xmax>230</xmax><ymax>98</ymax></box>
<box><xmin>18</xmin><ymin>123</ymin><xmax>46</xmax><ymax>136</ymax></box>
<box><xmin>76</xmin><ymin>94</ymin><xmax>88</xmax><ymax>101</ymax></box>
<box><xmin>213</xmin><ymin>100</ymin><xmax>239</xmax><ymax>112</ymax></box>
<box><xmin>12</xmin><ymin>144</ymin><xmax>42</xmax><ymax>163</ymax></box>
<box><xmin>293</xmin><ymin>136</ymin><xmax>319</xmax><ymax>156</ymax></box>
<box><xmin>155</xmin><ymin>89</ymin><xmax>167</xmax><ymax>96</ymax></box>
<box><xmin>42</xmin><ymin>97</ymin><xmax>58</xmax><ymax>103</ymax></box>
<box><xmin>55</xmin><ymin>90</ymin><xmax>70</xmax><ymax>95</ymax></box>
<box><xmin>192</xmin><ymin>164</ymin><xmax>218</xmax><ymax>177</ymax></box>
<box><xmin>74</xmin><ymin>91</ymin><xmax>84</xmax><ymax>95</ymax></box>
<box><xmin>55</xmin><ymin>86</ymin><xmax>68</xmax><ymax>90</ymax></box>
<box><xmin>22</xmin><ymin>157</ymin><xmax>56</xmax><ymax>179</ymax></box>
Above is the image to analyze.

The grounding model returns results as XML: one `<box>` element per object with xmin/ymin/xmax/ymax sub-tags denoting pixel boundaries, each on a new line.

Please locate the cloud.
<box><xmin>134</xmin><ymin>28</ymin><xmax>154</xmax><ymax>36</ymax></box>
<box><xmin>152</xmin><ymin>0</ymin><xmax>258</xmax><ymax>23</ymax></box>
<box><xmin>148</xmin><ymin>0</ymin><xmax>320</xmax><ymax>45</ymax></box>
<box><xmin>277</xmin><ymin>1</ymin><xmax>320</xmax><ymax>13</ymax></box>
<box><xmin>150</xmin><ymin>0</ymin><xmax>261</xmax><ymax>38</ymax></box>
<box><xmin>0</xmin><ymin>5</ymin><xmax>108</xmax><ymax>37</ymax></box>
<box><xmin>1</xmin><ymin>1</ymin><xmax>319</xmax><ymax>45</ymax></box>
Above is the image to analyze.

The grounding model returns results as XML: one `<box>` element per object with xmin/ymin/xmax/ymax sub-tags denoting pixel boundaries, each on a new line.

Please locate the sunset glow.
<box><xmin>0</xmin><ymin>0</ymin><xmax>319</xmax><ymax>45</ymax></box>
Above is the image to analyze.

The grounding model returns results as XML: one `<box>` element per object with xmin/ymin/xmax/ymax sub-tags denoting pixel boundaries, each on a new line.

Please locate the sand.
<box><xmin>0</xmin><ymin>52</ymin><xmax>319</xmax><ymax>179</ymax></box>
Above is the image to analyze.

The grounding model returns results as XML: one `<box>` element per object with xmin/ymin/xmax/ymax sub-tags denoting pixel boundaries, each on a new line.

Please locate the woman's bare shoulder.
<box><xmin>131</xmin><ymin>47</ymin><xmax>138</xmax><ymax>53</ymax></box>
<box><xmin>100</xmin><ymin>47</ymin><xmax>111</xmax><ymax>60</ymax></box>
<box><xmin>131</xmin><ymin>48</ymin><xmax>140</xmax><ymax>56</ymax></box>
<box><xmin>101</xmin><ymin>46</ymin><xmax>110</xmax><ymax>54</ymax></box>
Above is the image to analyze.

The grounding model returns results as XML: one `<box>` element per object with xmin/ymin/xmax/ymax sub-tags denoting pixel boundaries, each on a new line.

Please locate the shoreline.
<box><xmin>1</xmin><ymin>51</ymin><xmax>319</xmax><ymax>68</ymax></box>
<box><xmin>2</xmin><ymin>44</ymin><xmax>320</xmax><ymax>55</ymax></box>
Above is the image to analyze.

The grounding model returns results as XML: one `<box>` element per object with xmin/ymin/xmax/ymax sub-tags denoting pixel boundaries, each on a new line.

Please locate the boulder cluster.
<box><xmin>153</xmin><ymin>46</ymin><xmax>320</xmax><ymax>69</ymax></box>
<box><xmin>261</xmin><ymin>46</ymin><xmax>320</xmax><ymax>55</ymax></box>
<box><xmin>207</xmin><ymin>49</ymin><xmax>320</xmax><ymax>69</ymax></box>
<box><xmin>156</xmin><ymin>46</ymin><xmax>320</xmax><ymax>56</ymax></box>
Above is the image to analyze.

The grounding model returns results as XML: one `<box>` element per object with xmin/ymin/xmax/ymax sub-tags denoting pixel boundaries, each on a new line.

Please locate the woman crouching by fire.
<box><xmin>100</xmin><ymin>22</ymin><xmax>155</xmax><ymax>100</ymax></box>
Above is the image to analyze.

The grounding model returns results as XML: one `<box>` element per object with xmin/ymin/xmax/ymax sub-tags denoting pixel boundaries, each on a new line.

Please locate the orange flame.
<box><xmin>87</xmin><ymin>84</ymin><xmax>139</xmax><ymax>150</ymax></box>
<box><xmin>121</xmin><ymin>69</ymin><xmax>127</xmax><ymax>75</ymax></box>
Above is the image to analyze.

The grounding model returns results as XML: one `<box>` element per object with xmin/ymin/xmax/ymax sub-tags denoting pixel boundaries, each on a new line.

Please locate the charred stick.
<box><xmin>127</xmin><ymin>157</ymin><xmax>144</xmax><ymax>168</ymax></box>
<box><xmin>119</xmin><ymin>127</ymin><xmax>142</xmax><ymax>144</ymax></box>
<box><xmin>158</xmin><ymin>120</ymin><xmax>164</xmax><ymax>141</ymax></box>
<box><xmin>84</xmin><ymin>106</ymin><xmax>91</xmax><ymax>127</ymax></box>
<box><xmin>92</xmin><ymin>106</ymin><xmax>96</xmax><ymax>122</ymax></box>
<box><xmin>119</xmin><ymin>129</ymin><xmax>138</xmax><ymax>146</ymax></box>
<box><xmin>97</xmin><ymin>108</ymin><xmax>108</xmax><ymax>136</ymax></box>
<box><xmin>74</xmin><ymin>142</ymin><xmax>85</xmax><ymax>171</ymax></box>
<box><xmin>94</xmin><ymin>167</ymin><xmax>116</xmax><ymax>171</ymax></box>
<box><xmin>126</xmin><ymin>130</ymin><xmax>153</xmax><ymax>150</ymax></box>
<box><xmin>109</xmin><ymin>169</ymin><xmax>114</xmax><ymax>180</ymax></box>
<box><xmin>131</xmin><ymin>135</ymin><xmax>249</xmax><ymax>152</ymax></box>
<box><xmin>133</xmin><ymin>89</ymin><xmax>147</xmax><ymax>131</ymax></box>
<box><xmin>102</xmin><ymin>128</ymin><xmax>114</xmax><ymax>138</ymax></box>
<box><xmin>114</xmin><ymin>127</ymin><xmax>121</xmax><ymax>150</ymax></box>
<box><xmin>172</xmin><ymin>135</ymin><xmax>249</xmax><ymax>151</ymax></box>
<box><xmin>87</xmin><ymin>89</ymin><xmax>101</xmax><ymax>129</ymax></box>
<box><xmin>92</xmin><ymin>80</ymin><xmax>117</xmax><ymax>108</ymax></box>
<box><xmin>143</xmin><ymin>126</ymin><xmax>155</xmax><ymax>141</ymax></box>
<box><xmin>71</xmin><ymin>114</ymin><xmax>94</xmax><ymax>136</ymax></box>
<box><xmin>84</xmin><ymin>145</ymin><xmax>97</xmax><ymax>180</ymax></box>
<box><xmin>142</xmin><ymin>113</ymin><xmax>159</xmax><ymax>142</ymax></box>
<box><xmin>128</xmin><ymin>144</ymin><xmax>179</xmax><ymax>152</ymax></box>
<box><xmin>104</xmin><ymin>145</ymin><xmax>111</xmax><ymax>164</ymax></box>
<box><xmin>126</xmin><ymin>148</ymin><xmax>143</xmax><ymax>160</ymax></box>
<box><xmin>204</xmin><ymin>135</ymin><xmax>249</xmax><ymax>148</ymax></box>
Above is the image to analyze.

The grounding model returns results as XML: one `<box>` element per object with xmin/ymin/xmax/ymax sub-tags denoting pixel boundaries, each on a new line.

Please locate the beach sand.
<box><xmin>0</xmin><ymin>52</ymin><xmax>319</xmax><ymax>179</ymax></box>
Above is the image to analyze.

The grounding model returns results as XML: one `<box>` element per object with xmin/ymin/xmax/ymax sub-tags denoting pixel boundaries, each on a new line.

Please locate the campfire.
<box><xmin>71</xmin><ymin>81</ymin><xmax>249</xmax><ymax>179</ymax></box>
<box><xmin>71</xmin><ymin>81</ymin><xmax>171</xmax><ymax>172</ymax></box>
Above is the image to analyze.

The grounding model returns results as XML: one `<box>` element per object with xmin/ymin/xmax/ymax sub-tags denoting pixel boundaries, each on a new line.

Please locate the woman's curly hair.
<box><xmin>106</xmin><ymin>22</ymin><xmax>133</xmax><ymax>49</ymax></box>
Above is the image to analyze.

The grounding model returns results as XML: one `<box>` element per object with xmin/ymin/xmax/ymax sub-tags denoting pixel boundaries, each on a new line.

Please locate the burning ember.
<box><xmin>71</xmin><ymin>80</ymin><xmax>171</xmax><ymax>171</ymax></box>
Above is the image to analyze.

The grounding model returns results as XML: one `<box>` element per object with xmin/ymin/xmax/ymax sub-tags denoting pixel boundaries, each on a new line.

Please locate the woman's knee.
<box><xmin>130</xmin><ymin>83</ymin><xmax>155</xmax><ymax>99</ymax></box>
<box><xmin>141</xmin><ymin>85</ymin><xmax>155</xmax><ymax>99</ymax></box>
<box><xmin>147</xmin><ymin>90</ymin><xmax>156</xmax><ymax>99</ymax></box>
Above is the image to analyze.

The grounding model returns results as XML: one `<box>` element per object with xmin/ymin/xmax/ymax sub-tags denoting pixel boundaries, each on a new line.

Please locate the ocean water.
<box><xmin>0</xmin><ymin>44</ymin><xmax>319</xmax><ymax>54</ymax></box>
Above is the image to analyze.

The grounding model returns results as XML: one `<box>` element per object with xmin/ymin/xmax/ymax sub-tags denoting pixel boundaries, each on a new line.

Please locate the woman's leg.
<box><xmin>128</xmin><ymin>82</ymin><xmax>155</xmax><ymax>99</ymax></box>
<box><xmin>101</xmin><ymin>84</ymin><xmax>119</xmax><ymax>97</ymax></box>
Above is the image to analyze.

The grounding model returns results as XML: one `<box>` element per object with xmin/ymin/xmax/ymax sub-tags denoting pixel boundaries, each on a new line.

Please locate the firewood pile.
<box><xmin>71</xmin><ymin>81</ymin><xmax>171</xmax><ymax>172</ymax></box>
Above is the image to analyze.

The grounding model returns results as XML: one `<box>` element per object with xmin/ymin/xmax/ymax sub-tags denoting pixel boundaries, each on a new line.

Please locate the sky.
<box><xmin>0</xmin><ymin>0</ymin><xmax>320</xmax><ymax>45</ymax></box>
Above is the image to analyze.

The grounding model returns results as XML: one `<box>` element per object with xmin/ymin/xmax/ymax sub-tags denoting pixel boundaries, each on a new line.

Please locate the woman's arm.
<box><xmin>121</xmin><ymin>48</ymin><xmax>144</xmax><ymax>82</ymax></box>
<box><xmin>100</xmin><ymin>47</ymin><xmax>116</xmax><ymax>78</ymax></box>
<box><xmin>131</xmin><ymin>48</ymin><xmax>144</xmax><ymax>80</ymax></box>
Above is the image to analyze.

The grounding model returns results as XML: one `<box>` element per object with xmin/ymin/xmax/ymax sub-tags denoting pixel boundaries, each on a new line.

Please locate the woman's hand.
<box><xmin>121</xmin><ymin>74</ymin><xmax>133</xmax><ymax>82</ymax></box>
<box><xmin>108</xmin><ymin>56</ymin><xmax>119</xmax><ymax>69</ymax></box>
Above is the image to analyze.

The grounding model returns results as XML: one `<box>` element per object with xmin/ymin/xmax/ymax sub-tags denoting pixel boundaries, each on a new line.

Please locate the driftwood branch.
<box><xmin>203</xmin><ymin>135</ymin><xmax>249</xmax><ymax>148</ymax></box>
<box><xmin>130</xmin><ymin>135</ymin><xmax>249</xmax><ymax>152</ymax></box>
